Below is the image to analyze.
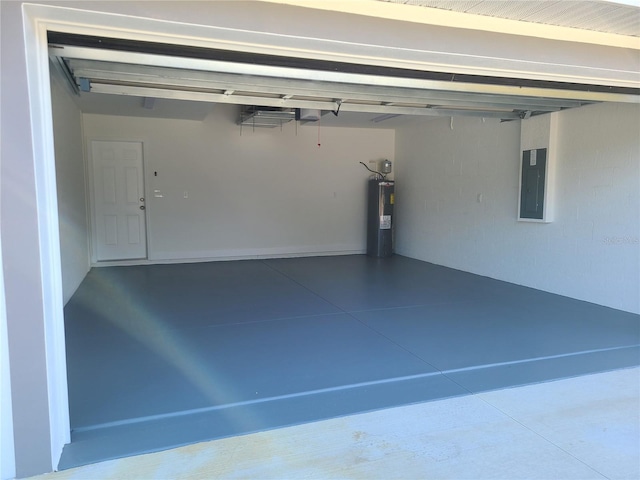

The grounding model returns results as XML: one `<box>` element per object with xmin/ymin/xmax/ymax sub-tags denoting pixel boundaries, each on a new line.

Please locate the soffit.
<box><xmin>380</xmin><ymin>0</ymin><xmax>640</xmax><ymax>37</ymax></box>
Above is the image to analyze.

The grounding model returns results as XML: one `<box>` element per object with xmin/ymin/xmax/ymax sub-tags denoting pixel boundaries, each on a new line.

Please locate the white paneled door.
<box><xmin>91</xmin><ymin>141</ymin><xmax>147</xmax><ymax>261</ymax></box>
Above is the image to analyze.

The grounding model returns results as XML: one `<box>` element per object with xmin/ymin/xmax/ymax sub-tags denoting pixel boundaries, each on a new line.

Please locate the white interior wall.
<box><xmin>82</xmin><ymin>105</ymin><xmax>395</xmax><ymax>261</ymax></box>
<box><xmin>395</xmin><ymin>102</ymin><xmax>640</xmax><ymax>314</ymax></box>
<box><xmin>51</xmin><ymin>74</ymin><xmax>90</xmax><ymax>304</ymax></box>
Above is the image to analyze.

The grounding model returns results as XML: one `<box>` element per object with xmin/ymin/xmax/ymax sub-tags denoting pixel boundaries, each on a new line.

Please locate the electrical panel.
<box><xmin>519</xmin><ymin>148</ymin><xmax>547</xmax><ymax>220</ymax></box>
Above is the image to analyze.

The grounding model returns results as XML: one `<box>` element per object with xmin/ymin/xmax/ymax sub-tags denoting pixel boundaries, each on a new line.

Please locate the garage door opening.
<box><xmin>27</xmin><ymin>1</ymin><xmax>633</xmax><ymax>474</ymax></box>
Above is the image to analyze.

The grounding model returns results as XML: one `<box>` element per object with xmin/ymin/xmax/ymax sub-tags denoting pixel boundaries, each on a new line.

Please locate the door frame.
<box><xmin>87</xmin><ymin>139</ymin><xmax>148</xmax><ymax>265</ymax></box>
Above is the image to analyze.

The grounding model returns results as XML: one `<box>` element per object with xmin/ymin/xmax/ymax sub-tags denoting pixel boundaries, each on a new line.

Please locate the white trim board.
<box><xmin>22</xmin><ymin>5</ymin><xmax>70</xmax><ymax>471</ymax></box>
<box><xmin>92</xmin><ymin>248</ymin><xmax>367</xmax><ymax>268</ymax></box>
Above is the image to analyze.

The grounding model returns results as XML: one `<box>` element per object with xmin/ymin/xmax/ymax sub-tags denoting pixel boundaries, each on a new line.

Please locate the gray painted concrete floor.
<box><xmin>60</xmin><ymin>255</ymin><xmax>640</xmax><ymax>469</ymax></box>
<box><xmin>34</xmin><ymin>367</ymin><xmax>640</xmax><ymax>480</ymax></box>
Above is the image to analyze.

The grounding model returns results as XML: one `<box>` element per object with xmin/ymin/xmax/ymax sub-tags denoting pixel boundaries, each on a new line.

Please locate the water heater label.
<box><xmin>380</xmin><ymin>215</ymin><xmax>392</xmax><ymax>229</ymax></box>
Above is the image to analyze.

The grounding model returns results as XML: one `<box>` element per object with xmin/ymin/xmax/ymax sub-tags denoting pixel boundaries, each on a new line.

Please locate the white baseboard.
<box><xmin>92</xmin><ymin>245</ymin><xmax>366</xmax><ymax>267</ymax></box>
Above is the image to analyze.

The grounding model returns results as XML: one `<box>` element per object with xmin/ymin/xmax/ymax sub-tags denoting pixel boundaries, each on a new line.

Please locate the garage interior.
<box><xmin>37</xmin><ymin>0</ymin><xmax>640</xmax><ymax>473</ymax></box>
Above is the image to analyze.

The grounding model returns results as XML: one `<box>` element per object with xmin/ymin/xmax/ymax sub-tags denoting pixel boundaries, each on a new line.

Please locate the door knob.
<box><xmin>140</xmin><ymin>205</ymin><xmax>145</xmax><ymax>210</ymax></box>
<box><xmin>140</xmin><ymin>197</ymin><xmax>145</xmax><ymax>202</ymax></box>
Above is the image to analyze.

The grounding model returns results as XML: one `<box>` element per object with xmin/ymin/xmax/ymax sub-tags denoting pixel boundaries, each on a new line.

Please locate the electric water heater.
<box><xmin>367</xmin><ymin>179</ymin><xmax>394</xmax><ymax>257</ymax></box>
